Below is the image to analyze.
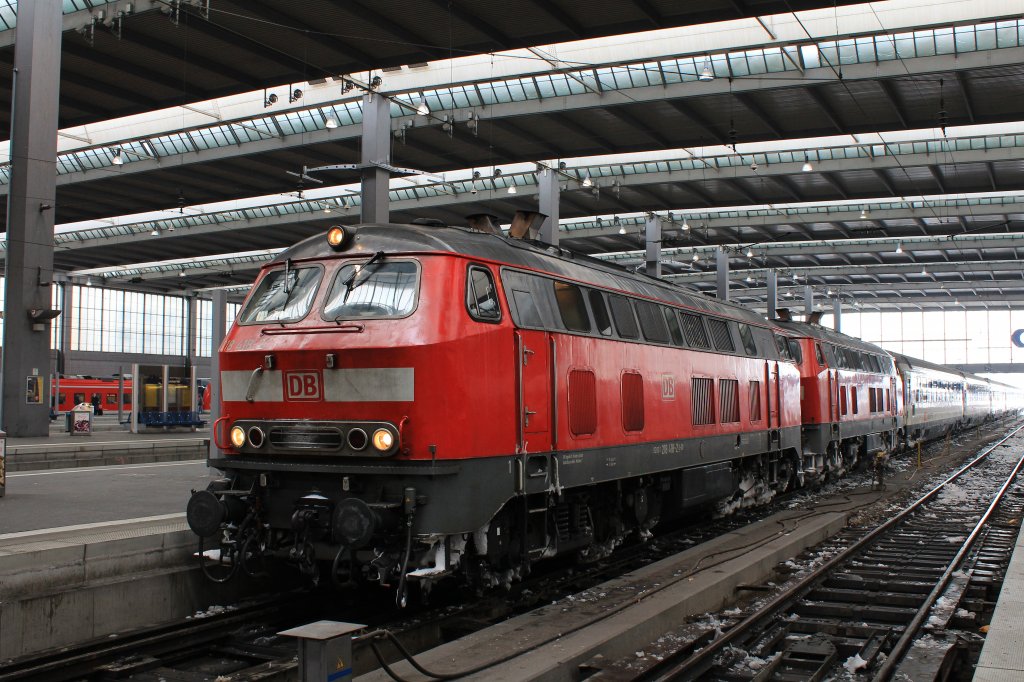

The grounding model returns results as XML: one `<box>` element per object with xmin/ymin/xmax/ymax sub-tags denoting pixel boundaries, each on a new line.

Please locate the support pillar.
<box><xmin>185</xmin><ymin>295</ymin><xmax>198</xmax><ymax>414</ymax></box>
<box><xmin>804</xmin><ymin>285</ymin><xmax>814</xmax><ymax>318</ymax></box>
<box><xmin>766</xmin><ymin>270</ymin><xmax>778</xmax><ymax>320</ymax></box>
<box><xmin>833</xmin><ymin>298</ymin><xmax>842</xmax><ymax>332</ymax></box>
<box><xmin>716</xmin><ymin>247</ymin><xmax>730</xmax><ymax>301</ymax></box>
<box><xmin>60</xmin><ymin>281</ymin><xmax>72</xmax><ymax>375</ymax></box>
<box><xmin>645</xmin><ymin>215</ymin><xmax>662</xmax><ymax>277</ymax></box>
<box><xmin>360</xmin><ymin>93</ymin><xmax>390</xmax><ymax>224</ymax></box>
<box><xmin>537</xmin><ymin>166</ymin><xmax>560</xmax><ymax>245</ymax></box>
<box><xmin>1</xmin><ymin>0</ymin><xmax>62</xmax><ymax>437</ymax></box>
<box><xmin>209</xmin><ymin>291</ymin><xmax>227</xmax><ymax>458</ymax></box>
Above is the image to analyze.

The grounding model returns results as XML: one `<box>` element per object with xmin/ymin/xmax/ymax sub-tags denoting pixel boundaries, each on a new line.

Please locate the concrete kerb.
<box><xmin>360</xmin><ymin>509</ymin><xmax>849</xmax><ymax>682</ymax></box>
<box><xmin>0</xmin><ymin>514</ymin><xmax>275</xmax><ymax>660</ymax></box>
<box><xmin>5</xmin><ymin>438</ymin><xmax>208</xmax><ymax>472</ymax></box>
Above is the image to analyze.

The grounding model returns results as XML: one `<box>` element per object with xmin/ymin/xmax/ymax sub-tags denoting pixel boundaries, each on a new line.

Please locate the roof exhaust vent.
<box><xmin>775</xmin><ymin>308</ymin><xmax>792</xmax><ymax>322</ymax></box>
<box><xmin>807</xmin><ymin>311</ymin><xmax>824</xmax><ymax>325</ymax></box>
<box><xmin>508</xmin><ymin>210</ymin><xmax>547</xmax><ymax>241</ymax></box>
<box><xmin>466</xmin><ymin>213</ymin><xmax>502</xmax><ymax>236</ymax></box>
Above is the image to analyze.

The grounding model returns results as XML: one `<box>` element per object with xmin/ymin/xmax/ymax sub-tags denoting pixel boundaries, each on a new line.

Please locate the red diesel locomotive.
<box><xmin>188</xmin><ymin>215</ymin><xmax>809</xmax><ymax>596</ymax></box>
<box><xmin>187</xmin><ymin>215</ymin><xmax>1020</xmax><ymax>598</ymax></box>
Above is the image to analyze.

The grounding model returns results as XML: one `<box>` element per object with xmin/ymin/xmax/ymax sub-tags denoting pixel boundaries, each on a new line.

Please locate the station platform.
<box><xmin>5</xmin><ymin>414</ymin><xmax>209</xmax><ymax>473</ymax></box>
<box><xmin>974</xmin><ymin>517</ymin><xmax>1024</xmax><ymax>680</ymax></box>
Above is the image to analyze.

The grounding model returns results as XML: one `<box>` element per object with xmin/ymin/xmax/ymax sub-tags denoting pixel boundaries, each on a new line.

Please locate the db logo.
<box><xmin>284</xmin><ymin>371</ymin><xmax>322</xmax><ymax>401</ymax></box>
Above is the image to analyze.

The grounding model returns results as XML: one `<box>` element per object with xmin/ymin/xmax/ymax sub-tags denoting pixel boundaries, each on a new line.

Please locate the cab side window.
<box><xmin>466</xmin><ymin>266</ymin><xmax>501</xmax><ymax>322</ymax></box>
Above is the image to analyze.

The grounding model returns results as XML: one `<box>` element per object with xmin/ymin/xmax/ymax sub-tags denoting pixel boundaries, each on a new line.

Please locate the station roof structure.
<box><xmin>1</xmin><ymin>0</ymin><xmax>1023</xmax><ymax>312</ymax></box>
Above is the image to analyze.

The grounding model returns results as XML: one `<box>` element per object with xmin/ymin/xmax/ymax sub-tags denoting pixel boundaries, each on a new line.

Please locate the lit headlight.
<box><xmin>372</xmin><ymin>428</ymin><xmax>395</xmax><ymax>452</ymax></box>
<box><xmin>230</xmin><ymin>425</ymin><xmax>246</xmax><ymax>449</ymax></box>
<box><xmin>326</xmin><ymin>225</ymin><xmax>350</xmax><ymax>250</ymax></box>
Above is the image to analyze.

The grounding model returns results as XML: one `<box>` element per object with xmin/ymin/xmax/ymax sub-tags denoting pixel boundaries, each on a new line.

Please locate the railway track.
<box><xmin>3</xmin><ymin>421</ymin><xmax>1016</xmax><ymax>681</ymax></box>
<box><xmin>596</xmin><ymin>424</ymin><xmax>1024</xmax><ymax>682</ymax></box>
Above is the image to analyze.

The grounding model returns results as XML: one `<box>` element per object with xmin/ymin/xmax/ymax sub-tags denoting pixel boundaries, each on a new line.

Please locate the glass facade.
<box><xmin>827</xmin><ymin>308</ymin><xmax>1024</xmax><ymax>366</ymax></box>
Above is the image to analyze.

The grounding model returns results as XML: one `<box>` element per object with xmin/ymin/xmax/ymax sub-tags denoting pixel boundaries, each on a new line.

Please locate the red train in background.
<box><xmin>52</xmin><ymin>376</ymin><xmax>133</xmax><ymax>415</ymax></box>
<box><xmin>187</xmin><ymin>214</ymin><xmax>1021</xmax><ymax>600</ymax></box>
<box><xmin>51</xmin><ymin>376</ymin><xmax>211</xmax><ymax>415</ymax></box>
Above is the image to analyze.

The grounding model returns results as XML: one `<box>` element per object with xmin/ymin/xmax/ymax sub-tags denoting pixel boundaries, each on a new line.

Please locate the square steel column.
<box><xmin>766</xmin><ymin>270</ymin><xmax>778</xmax><ymax>320</ymax></box>
<box><xmin>360</xmin><ymin>93</ymin><xmax>390</xmax><ymax>224</ymax></box>
<box><xmin>645</xmin><ymin>215</ymin><xmax>662</xmax><ymax>278</ymax></box>
<box><xmin>716</xmin><ymin>247</ymin><xmax>730</xmax><ymax>301</ymax></box>
<box><xmin>537</xmin><ymin>167</ymin><xmax>560</xmax><ymax>246</ymax></box>
<box><xmin>804</xmin><ymin>285</ymin><xmax>814</xmax><ymax>317</ymax></box>
<box><xmin>833</xmin><ymin>298</ymin><xmax>842</xmax><ymax>332</ymax></box>
<box><xmin>209</xmin><ymin>290</ymin><xmax>227</xmax><ymax>458</ymax></box>
<box><xmin>2</xmin><ymin>0</ymin><xmax>62</xmax><ymax>437</ymax></box>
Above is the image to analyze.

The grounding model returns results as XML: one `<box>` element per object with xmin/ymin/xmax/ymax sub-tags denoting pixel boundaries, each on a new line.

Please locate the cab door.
<box><xmin>765</xmin><ymin>360</ymin><xmax>781</xmax><ymax>429</ymax></box>
<box><xmin>516</xmin><ymin>330</ymin><xmax>552</xmax><ymax>454</ymax></box>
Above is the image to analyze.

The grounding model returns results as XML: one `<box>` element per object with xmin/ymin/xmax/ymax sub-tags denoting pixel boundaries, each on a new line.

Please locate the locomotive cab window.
<box><xmin>466</xmin><ymin>265</ymin><xmax>501</xmax><ymax>322</ymax></box>
<box><xmin>239</xmin><ymin>264</ymin><xmax>323</xmax><ymax>324</ymax></box>
<box><xmin>323</xmin><ymin>261</ymin><xmax>419</xmax><ymax>320</ymax></box>
<box><xmin>789</xmin><ymin>339</ymin><xmax>803</xmax><ymax>364</ymax></box>
<box><xmin>553</xmin><ymin>282</ymin><xmax>590</xmax><ymax>333</ymax></box>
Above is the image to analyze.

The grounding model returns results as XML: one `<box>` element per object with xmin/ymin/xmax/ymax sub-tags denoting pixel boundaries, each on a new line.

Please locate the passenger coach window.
<box><xmin>635</xmin><ymin>301</ymin><xmax>670</xmax><ymax>344</ymax></box>
<box><xmin>553</xmin><ymin>282</ymin><xmax>590</xmax><ymax>333</ymax></box>
<box><xmin>466</xmin><ymin>266</ymin><xmax>501</xmax><ymax>322</ymax></box>
<box><xmin>240</xmin><ymin>265</ymin><xmax>322</xmax><ymax>324</ymax></box>
<box><xmin>323</xmin><ymin>262</ymin><xmax>419</xmax><ymax>320</ymax></box>
<box><xmin>608</xmin><ymin>295</ymin><xmax>639</xmax><ymax>339</ymax></box>
<box><xmin>589</xmin><ymin>290</ymin><xmax>613</xmax><ymax>336</ymax></box>
<box><xmin>679</xmin><ymin>313</ymin><xmax>710</xmax><ymax>349</ymax></box>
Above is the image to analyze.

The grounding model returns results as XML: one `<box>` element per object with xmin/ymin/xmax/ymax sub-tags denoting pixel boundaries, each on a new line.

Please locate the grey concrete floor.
<box><xmin>0</xmin><ymin>460</ymin><xmax>216</xmax><ymax>533</ymax></box>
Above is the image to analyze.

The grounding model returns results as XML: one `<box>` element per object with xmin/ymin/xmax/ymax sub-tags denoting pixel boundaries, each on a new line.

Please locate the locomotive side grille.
<box><xmin>692</xmin><ymin>377</ymin><xmax>715</xmax><ymax>425</ymax></box>
<box><xmin>748</xmin><ymin>380</ymin><xmax>762</xmax><ymax>421</ymax></box>
<box><xmin>621</xmin><ymin>371</ymin><xmax>645</xmax><ymax>432</ymax></box>
<box><xmin>708</xmin><ymin>319</ymin><xmax>735</xmax><ymax>352</ymax></box>
<box><xmin>268</xmin><ymin>425</ymin><xmax>344</xmax><ymax>450</ymax></box>
<box><xmin>719</xmin><ymin>379</ymin><xmax>740</xmax><ymax>423</ymax></box>
<box><xmin>569</xmin><ymin>369</ymin><xmax>598</xmax><ymax>437</ymax></box>
<box><xmin>680</xmin><ymin>313</ymin><xmax>710</xmax><ymax>349</ymax></box>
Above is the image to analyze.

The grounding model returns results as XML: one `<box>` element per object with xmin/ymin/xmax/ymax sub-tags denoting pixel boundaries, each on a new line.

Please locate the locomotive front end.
<box><xmin>187</xmin><ymin>225</ymin><xmax>451</xmax><ymax>597</ymax></box>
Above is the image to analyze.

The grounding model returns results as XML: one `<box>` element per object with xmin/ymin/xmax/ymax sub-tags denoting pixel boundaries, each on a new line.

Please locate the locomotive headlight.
<box><xmin>229</xmin><ymin>425</ymin><xmax>246</xmax><ymax>449</ymax></box>
<box><xmin>326</xmin><ymin>225</ymin><xmax>351</xmax><ymax>250</ymax></box>
<box><xmin>372</xmin><ymin>428</ymin><xmax>395</xmax><ymax>452</ymax></box>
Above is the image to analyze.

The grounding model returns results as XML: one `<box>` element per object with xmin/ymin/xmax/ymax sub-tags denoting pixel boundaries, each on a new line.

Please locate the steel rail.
<box><xmin>650</xmin><ymin>423</ymin><xmax>1024</xmax><ymax>681</ymax></box>
<box><xmin>0</xmin><ymin>592</ymin><xmax>306</xmax><ymax>681</ymax></box>
<box><xmin>872</xmin><ymin>440</ymin><xmax>1024</xmax><ymax>680</ymax></box>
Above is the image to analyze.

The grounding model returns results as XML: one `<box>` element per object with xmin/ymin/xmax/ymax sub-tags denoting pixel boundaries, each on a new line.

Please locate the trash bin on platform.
<box><xmin>71</xmin><ymin>403</ymin><xmax>93</xmax><ymax>436</ymax></box>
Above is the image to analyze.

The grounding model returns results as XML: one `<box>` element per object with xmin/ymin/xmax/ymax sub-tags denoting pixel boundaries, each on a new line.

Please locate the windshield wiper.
<box><xmin>344</xmin><ymin>251</ymin><xmax>386</xmax><ymax>294</ymax></box>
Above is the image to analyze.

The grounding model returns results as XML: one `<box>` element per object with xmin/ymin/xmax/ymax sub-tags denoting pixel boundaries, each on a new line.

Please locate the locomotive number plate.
<box><xmin>284</xmin><ymin>370</ymin><xmax>323</xmax><ymax>401</ymax></box>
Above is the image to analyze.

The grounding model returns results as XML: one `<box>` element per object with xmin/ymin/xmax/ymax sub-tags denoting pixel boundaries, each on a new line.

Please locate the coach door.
<box><xmin>516</xmin><ymin>330</ymin><xmax>553</xmax><ymax>455</ymax></box>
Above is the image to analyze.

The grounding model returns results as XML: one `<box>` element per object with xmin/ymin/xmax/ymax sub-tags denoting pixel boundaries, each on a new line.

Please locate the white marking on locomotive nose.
<box><xmin>324</xmin><ymin>368</ymin><xmax>414</xmax><ymax>402</ymax></box>
<box><xmin>221</xmin><ymin>368</ymin><xmax>413</xmax><ymax>402</ymax></box>
<box><xmin>221</xmin><ymin>370</ymin><xmax>283</xmax><ymax>402</ymax></box>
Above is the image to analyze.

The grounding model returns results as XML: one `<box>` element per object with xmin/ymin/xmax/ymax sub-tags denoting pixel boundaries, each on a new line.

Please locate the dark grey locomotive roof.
<box><xmin>772</xmin><ymin>320</ymin><xmax>890</xmax><ymax>356</ymax></box>
<box><xmin>273</xmin><ymin>222</ymin><xmax>771</xmax><ymax>327</ymax></box>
